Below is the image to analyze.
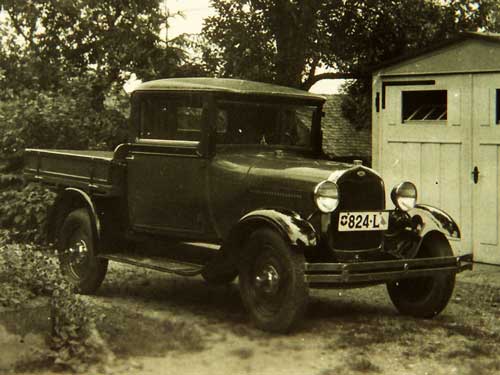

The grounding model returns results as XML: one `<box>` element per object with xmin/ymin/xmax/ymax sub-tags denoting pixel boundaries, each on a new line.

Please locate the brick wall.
<box><xmin>321</xmin><ymin>95</ymin><xmax>371</xmax><ymax>160</ymax></box>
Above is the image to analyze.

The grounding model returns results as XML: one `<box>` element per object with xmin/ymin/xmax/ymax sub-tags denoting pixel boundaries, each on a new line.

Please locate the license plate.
<box><xmin>338</xmin><ymin>211</ymin><xmax>389</xmax><ymax>232</ymax></box>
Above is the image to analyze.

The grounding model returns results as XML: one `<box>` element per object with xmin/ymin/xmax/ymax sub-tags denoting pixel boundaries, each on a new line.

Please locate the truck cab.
<box><xmin>24</xmin><ymin>78</ymin><xmax>472</xmax><ymax>332</ymax></box>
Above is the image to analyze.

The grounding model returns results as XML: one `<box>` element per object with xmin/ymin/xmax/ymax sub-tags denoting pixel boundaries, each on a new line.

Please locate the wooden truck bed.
<box><xmin>24</xmin><ymin>149</ymin><xmax>125</xmax><ymax>196</ymax></box>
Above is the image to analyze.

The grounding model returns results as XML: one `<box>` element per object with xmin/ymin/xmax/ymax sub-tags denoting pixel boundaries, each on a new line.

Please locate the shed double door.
<box><xmin>380</xmin><ymin>75</ymin><xmax>500</xmax><ymax>264</ymax></box>
<box><xmin>379</xmin><ymin>77</ymin><xmax>471</xmax><ymax>258</ymax></box>
<box><xmin>471</xmin><ymin>74</ymin><xmax>500</xmax><ymax>264</ymax></box>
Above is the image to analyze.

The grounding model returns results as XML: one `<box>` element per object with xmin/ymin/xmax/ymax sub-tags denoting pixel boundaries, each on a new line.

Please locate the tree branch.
<box><xmin>301</xmin><ymin>72</ymin><xmax>362</xmax><ymax>90</ymax></box>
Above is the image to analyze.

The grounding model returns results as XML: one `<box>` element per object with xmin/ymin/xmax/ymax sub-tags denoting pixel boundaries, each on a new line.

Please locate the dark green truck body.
<box><xmin>23</xmin><ymin>78</ymin><xmax>472</xmax><ymax>332</ymax></box>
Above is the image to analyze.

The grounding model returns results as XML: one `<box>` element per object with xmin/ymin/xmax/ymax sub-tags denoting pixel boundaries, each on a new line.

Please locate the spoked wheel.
<box><xmin>58</xmin><ymin>208</ymin><xmax>108</xmax><ymax>294</ymax></box>
<box><xmin>387</xmin><ymin>234</ymin><xmax>455</xmax><ymax>318</ymax></box>
<box><xmin>239</xmin><ymin>228</ymin><xmax>308</xmax><ymax>333</ymax></box>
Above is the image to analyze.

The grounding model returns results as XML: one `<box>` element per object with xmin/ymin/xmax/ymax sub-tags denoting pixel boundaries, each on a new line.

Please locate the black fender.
<box><xmin>409</xmin><ymin>204</ymin><xmax>461</xmax><ymax>239</ymax></box>
<box><xmin>221</xmin><ymin>208</ymin><xmax>317</xmax><ymax>264</ymax></box>
<box><xmin>385</xmin><ymin>204</ymin><xmax>460</xmax><ymax>258</ymax></box>
<box><xmin>205</xmin><ymin>209</ymin><xmax>317</xmax><ymax>275</ymax></box>
<box><xmin>48</xmin><ymin>188</ymin><xmax>101</xmax><ymax>250</ymax></box>
<box><xmin>236</xmin><ymin>209</ymin><xmax>318</xmax><ymax>247</ymax></box>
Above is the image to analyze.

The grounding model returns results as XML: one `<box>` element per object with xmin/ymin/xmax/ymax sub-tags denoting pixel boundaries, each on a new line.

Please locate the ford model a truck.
<box><xmin>24</xmin><ymin>78</ymin><xmax>472</xmax><ymax>332</ymax></box>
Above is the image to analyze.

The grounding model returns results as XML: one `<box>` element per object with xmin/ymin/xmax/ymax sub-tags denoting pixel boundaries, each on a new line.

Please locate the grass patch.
<box><xmin>98</xmin><ymin>308</ymin><xmax>206</xmax><ymax>358</ymax></box>
<box><xmin>347</xmin><ymin>357</ymin><xmax>381</xmax><ymax>373</ymax></box>
<box><xmin>447</xmin><ymin>342</ymin><xmax>498</xmax><ymax>360</ymax></box>
<box><xmin>229</xmin><ymin>347</ymin><xmax>254</xmax><ymax>360</ymax></box>
<box><xmin>468</xmin><ymin>359</ymin><xmax>500</xmax><ymax>375</ymax></box>
<box><xmin>332</xmin><ymin>317</ymin><xmax>422</xmax><ymax>349</ymax></box>
<box><xmin>0</xmin><ymin>305</ymin><xmax>51</xmax><ymax>338</ymax></box>
<box><xmin>318</xmin><ymin>369</ymin><xmax>337</xmax><ymax>375</ymax></box>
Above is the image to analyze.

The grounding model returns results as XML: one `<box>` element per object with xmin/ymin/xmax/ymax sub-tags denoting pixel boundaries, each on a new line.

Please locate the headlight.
<box><xmin>391</xmin><ymin>181</ymin><xmax>417</xmax><ymax>211</ymax></box>
<box><xmin>314</xmin><ymin>180</ymin><xmax>339</xmax><ymax>213</ymax></box>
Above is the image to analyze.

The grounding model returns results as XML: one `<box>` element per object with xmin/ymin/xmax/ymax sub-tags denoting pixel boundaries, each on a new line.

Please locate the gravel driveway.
<box><xmin>1</xmin><ymin>262</ymin><xmax>499</xmax><ymax>375</ymax></box>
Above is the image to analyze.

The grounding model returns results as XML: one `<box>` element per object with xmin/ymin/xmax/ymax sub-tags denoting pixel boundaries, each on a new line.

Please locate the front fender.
<box><xmin>385</xmin><ymin>204</ymin><xmax>461</xmax><ymax>258</ymax></box>
<box><xmin>232</xmin><ymin>209</ymin><xmax>318</xmax><ymax>248</ymax></box>
<box><xmin>409</xmin><ymin>204</ymin><xmax>461</xmax><ymax>239</ymax></box>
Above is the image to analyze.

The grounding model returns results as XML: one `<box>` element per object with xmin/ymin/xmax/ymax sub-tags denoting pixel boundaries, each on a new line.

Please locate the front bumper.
<box><xmin>304</xmin><ymin>254</ymin><xmax>473</xmax><ymax>285</ymax></box>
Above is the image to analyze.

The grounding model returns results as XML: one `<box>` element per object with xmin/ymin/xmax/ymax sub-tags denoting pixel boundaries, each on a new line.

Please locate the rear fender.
<box><xmin>48</xmin><ymin>188</ymin><xmax>101</xmax><ymax>250</ymax></box>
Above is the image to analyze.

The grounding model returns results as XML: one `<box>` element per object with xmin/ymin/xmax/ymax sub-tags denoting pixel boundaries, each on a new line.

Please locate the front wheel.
<box><xmin>239</xmin><ymin>228</ymin><xmax>309</xmax><ymax>333</ymax></box>
<box><xmin>58</xmin><ymin>208</ymin><xmax>108</xmax><ymax>294</ymax></box>
<box><xmin>387</xmin><ymin>234</ymin><xmax>455</xmax><ymax>318</ymax></box>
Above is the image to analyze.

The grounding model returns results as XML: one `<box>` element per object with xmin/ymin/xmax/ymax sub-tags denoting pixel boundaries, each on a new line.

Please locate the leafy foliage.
<box><xmin>50</xmin><ymin>282</ymin><xmax>114</xmax><ymax>373</ymax></box>
<box><xmin>0</xmin><ymin>0</ymin><xmax>194</xmax><ymax>93</ymax></box>
<box><xmin>203</xmin><ymin>0</ymin><xmax>500</xmax><ymax>128</ymax></box>
<box><xmin>0</xmin><ymin>86</ymin><xmax>129</xmax><ymax>170</ymax></box>
<box><xmin>332</xmin><ymin>0</ymin><xmax>500</xmax><ymax>128</ymax></box>
<box><xmin>0</xmin><ymin>240</ymin><xmax>60</xmax><ymax>298</ymax></box>
<box><xmin>0</xmin><ymin>1</ymin><xmax>205</xmax><ymax>175</ymax></box>
<box><xmin>0</xmin><ymin>183</ymin><xmax>56</xmax><ymax>243</ymax></box>
<box><xmin>202</xmin><ymin>0</ymin><xmax>331</xmax><ymax>87</ymax></box>
<box><xmin>0</xmin><ymin>241</ymin><xmax>111</xmax><ymax>372</ymax></box>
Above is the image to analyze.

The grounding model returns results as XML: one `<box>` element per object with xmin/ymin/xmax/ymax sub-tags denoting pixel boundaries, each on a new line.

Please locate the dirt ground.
<box><xmin>1</xmin><ymin>262</ymin><xmax>499</xmax><ymax>375</ymax></box>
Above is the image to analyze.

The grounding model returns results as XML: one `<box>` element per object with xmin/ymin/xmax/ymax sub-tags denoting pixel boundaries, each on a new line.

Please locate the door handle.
<box><xmin>472</xmin><ymin>166</ymin><xmax>479</xmax><ymax>184</ymax></box>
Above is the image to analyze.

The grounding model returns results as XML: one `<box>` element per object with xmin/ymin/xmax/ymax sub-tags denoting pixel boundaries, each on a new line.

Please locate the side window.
<box><xmin>140</xmin><ymin>98</ymin><xmax>170</xmax><ymax>139</ymax></box>
<box><xmin>139</xmin><ymin>95</ymin><xmax>203</xmax><ymax>142</ymax></box>
<box><xmin>176</xmin><ymin>106</ymin><xmax>203</xmax><ymax>141</ymax></box>
<box><xmin>402</xmin><ymin>90</ymin><xmax>447</xmax><ymax>123</ymax></box>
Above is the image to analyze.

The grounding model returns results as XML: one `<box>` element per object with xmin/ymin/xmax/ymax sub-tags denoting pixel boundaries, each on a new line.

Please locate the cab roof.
<box><xmin>133</xmin><ymin>77</ymin><xmax>326</xmax><ymax>102</ymax></box>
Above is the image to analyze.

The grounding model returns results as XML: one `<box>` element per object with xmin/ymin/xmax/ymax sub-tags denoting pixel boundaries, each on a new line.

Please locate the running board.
<box><xmin>99</xmin><ymin>253</ymin><xmax>204</xmax><ymax>277</ymax></box>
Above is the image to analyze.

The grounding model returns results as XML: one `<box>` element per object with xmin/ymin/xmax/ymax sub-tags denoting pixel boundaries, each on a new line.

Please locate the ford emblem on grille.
<box><xmin>357</xmin><ymin>170</ymin><xmax>366</xmax><ymax>177</ymax></box>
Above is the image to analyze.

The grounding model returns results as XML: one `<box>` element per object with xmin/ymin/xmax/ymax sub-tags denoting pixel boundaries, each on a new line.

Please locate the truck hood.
<box><xmin>245</xmin><ymin>150</ymin><xmax>353</xmax><ymax>192</ymax></box>
<box><xmin>213</xmin><ymin>148</ymin><xmax>359</xmax><ymax>188</ymax></box>
<box><xmin>208</xmin><ymin>147</ymin><xmax>376</xmax><ymax>236</ymax></box>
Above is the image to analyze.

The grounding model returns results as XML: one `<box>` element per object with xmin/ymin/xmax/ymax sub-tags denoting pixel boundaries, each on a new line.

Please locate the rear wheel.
<box><xmin>387</xmin><ymin>234</ymin><xmax>455</xmax><ymax>318</ymax></box>
<box><xmin>239</xmin><ymin>228</ymin><xmax>308</xmax><ymax>333</ymax></box>
<box><xmin>58</xmin><ymin>208</ymin><xmax>108</xmax><ymax>294</ymax></box>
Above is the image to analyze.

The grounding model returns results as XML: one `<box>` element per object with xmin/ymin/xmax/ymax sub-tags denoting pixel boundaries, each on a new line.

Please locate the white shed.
<box><xmin>372</xmin><ymin>32</ymin><xmax>500</xmax><ymax>265</ymax></box>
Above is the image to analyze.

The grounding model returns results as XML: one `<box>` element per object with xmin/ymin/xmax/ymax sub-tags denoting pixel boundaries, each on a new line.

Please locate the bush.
<box><xmin>0</xmin><ymin>86</ymin><xmax>128</xmax><ymax>171</ymax></box>
<box><xmin>50</xmin><ymin>282</ymin><xmax>114</xmax><ymax>372</ymax></box>
<box><xmin>0</xmin><ymin>182</ymin><xmax>56</xmax><ymax>244</ymax></box>
<box><xmin>0</xmin><ymin>241</ymin><xmax>112</xmax><ymax>372</ymax></box>
<box><xmin>0</xmin><ymin>240</ymin><xmax>60</xmax><ymax>297</ymax></box>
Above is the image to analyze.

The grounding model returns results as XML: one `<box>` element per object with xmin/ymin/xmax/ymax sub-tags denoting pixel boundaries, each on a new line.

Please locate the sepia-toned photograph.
<box><xmin>0</xmin><ymin>1</ymin><xmax>499</xmax><ymax>374</ymax></box>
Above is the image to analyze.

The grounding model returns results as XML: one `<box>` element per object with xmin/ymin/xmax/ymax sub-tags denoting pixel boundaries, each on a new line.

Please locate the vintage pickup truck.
<box><xmin>25</xmin><ymin>78</ymin><xmax>472</xmax><ymax>332</ymax></box>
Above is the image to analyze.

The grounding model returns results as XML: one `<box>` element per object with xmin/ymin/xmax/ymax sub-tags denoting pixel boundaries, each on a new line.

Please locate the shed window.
<box><xmin>402</xmin><ymin>90</ymin><xmax>447</xmax><ymax>123</ymax></box>
<box><xmin>496</xmin><ymin>89</ymin><xmax>500</xmax><ymax>124</ymax></box>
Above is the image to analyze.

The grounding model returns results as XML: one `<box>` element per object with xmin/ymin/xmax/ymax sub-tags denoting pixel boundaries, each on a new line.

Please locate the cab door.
<box><xmin>127</xmin><ymin>92</ymin><xmax>213</xmax><ymax>237</ymax></box>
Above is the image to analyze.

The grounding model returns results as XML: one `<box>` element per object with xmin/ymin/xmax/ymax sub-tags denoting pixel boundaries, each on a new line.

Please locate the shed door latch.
<box><xmin>472</xmin><ymin>166</ymin><xmax>480</xmax><ymax>184</ymax></box>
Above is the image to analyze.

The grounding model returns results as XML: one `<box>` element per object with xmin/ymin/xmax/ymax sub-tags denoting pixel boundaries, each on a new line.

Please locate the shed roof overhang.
<box><xmin>372</xmin><ymin>32</ymin><xmax>500</xmax><ymax>78</ymax></box>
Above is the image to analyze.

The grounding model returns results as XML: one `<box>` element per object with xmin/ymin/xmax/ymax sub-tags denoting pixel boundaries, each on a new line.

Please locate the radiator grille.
<box><xmin>329</xmin><ymin>167</ymin><xmax>385</xmax><ymax>250</ymax></box>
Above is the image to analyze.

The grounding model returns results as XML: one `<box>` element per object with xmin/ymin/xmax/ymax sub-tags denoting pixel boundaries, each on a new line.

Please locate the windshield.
<box><xmin>215</xmin><ymin>100</ymin><xmax>316</xmax><ymax>149</ymax></box>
